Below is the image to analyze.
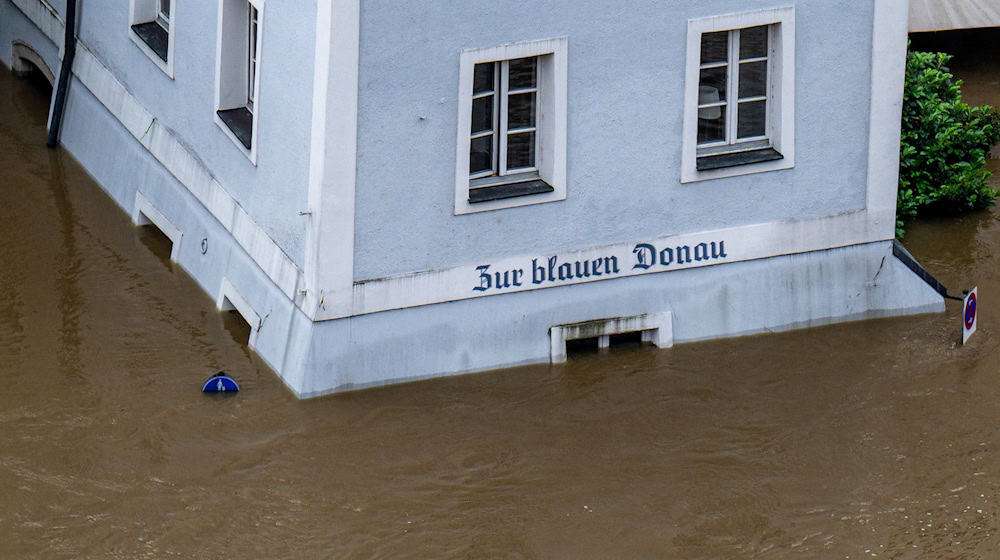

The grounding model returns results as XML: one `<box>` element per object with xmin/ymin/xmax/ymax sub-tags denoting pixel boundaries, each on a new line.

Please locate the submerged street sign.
<box><xmin>963</xmin><ymin>287</ymin><xmax>978</xmax><ymax>345</ymax></box>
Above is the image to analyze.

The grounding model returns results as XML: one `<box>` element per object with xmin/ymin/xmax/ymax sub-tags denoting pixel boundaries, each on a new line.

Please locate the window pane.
<box><xmin>248</xmin><ymin>7</ymin><xmax>258</xmax><ymax>108</ymax></box>
<box><xmin>470</xmin><ymin>135</ymin><xmax>494</xmax><ymax>175</ymax></box>
<box><xmin>473</xmin><ymin>63</ymin><xmax>494</xmax><ymax>94</ymax></box>
<box><xmin>160</xmin><ymin>0</ymin><xmax>170</xmax><ymax>17</ymax></box>
<box><xmin>739</xmin><ymin>26</ymin><xmax>768</xmax><ymax>59</ymax></box>
<box><xmin>700</xmin><ymin>31</ymin><xmax>728</xmax><ymax>64</ymax></box>
<box><xmin>698</xmin><ymin>105</ymin><xmax>726</xmax><ymax>145</ymax></box>
<box><xmin>737</xmin><ymin>100</ymin><xmax>766</xmax><ymax>139</ymax></box>
<box><xmin>698</xmin><ymin>67</ymin><xmax>727</xmax><ymax>102</ymax></box>
<box><xmin>253</xmin><ymin>7</ymin><xmax>259</xmax><ymax>42</ymax></box>
<box><xmin>508</xmin><ymin>57</ymin><xmax>537</xmax><ymax>89</ymax></box>
<box><xmin>738</xmin><ymin>61</ymin><xmax>767</xmax><ymax>99</ymax></box>
<box><xmin>507</xmin><ymin>92</ymin><xmax>536</xmax><ymax>130</ymax></box>
<box><xmin>506</xmin><ymin>131</ymin><xmax>535</xmax><ymax>170</ymax></box>
<box><xmin>471</xmin><ymin>96</ymin><xmax>493</xmax><ymax>134</ymax></box>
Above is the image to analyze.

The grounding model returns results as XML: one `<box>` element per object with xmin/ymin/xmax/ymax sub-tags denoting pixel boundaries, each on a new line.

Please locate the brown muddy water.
<box><xmin>3</xmin><ymin>34</ymin><xmax>1000</xmax><ymax>558</ymax></box>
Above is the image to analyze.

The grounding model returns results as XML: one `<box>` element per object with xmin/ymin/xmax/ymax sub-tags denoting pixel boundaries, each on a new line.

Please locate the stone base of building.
<box><xmin>284</xmin><ymin>240</ymin><xmax>943</xmax><ymax>397</ymax></box>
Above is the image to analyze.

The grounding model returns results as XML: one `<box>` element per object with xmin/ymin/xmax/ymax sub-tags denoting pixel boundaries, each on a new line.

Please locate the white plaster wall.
<box><xmin>352</xmin><ymin>0</ymin><xmax>876</xmax><ymax>281</ymax></box>
<box><xmin>72</xmin><ymin>0</ymin><xmax>315</xmax><ymax>268</ymax></box>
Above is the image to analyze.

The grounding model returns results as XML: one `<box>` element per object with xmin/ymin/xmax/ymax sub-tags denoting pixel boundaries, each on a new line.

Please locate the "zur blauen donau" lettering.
<box><xmin>473</xmin><ymin>240</ymin><xmax>727</xmax><ymax>292</ymax></box>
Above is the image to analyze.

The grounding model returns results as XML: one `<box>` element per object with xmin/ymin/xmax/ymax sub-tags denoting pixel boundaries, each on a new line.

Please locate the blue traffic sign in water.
<box><xmin>965</xmin><ymin>293</ymin><xmax>977</xmax><ymax>329</ymax></box>
<box><xmin>202</xmin><ymin>372</ymin><xmax>240</xmax><ymax>393</ymax></box>
<box><xmin>963</xmin><ymin>287</ymin><xmax>978</xmax><ymax>345</ymax></box>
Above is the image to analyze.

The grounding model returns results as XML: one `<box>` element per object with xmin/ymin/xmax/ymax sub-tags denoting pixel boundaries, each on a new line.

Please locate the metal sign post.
<box><xmin>963</xmin><ymin>287</ymin><xmax>978</xmax><ymax>345</ymax></box>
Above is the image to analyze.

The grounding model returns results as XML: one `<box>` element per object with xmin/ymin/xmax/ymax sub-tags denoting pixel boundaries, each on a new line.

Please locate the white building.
<box><xmin>1</xmin><ymin>0</ymin><xmax>944</xmax><ymax>397</ymax></box>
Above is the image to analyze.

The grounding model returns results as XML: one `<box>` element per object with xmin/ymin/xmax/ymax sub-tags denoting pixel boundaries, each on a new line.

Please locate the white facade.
<box><xmin>1</xmin><ymin>0</ymin><xmax>944</xmax><ymax>397</ymax></box>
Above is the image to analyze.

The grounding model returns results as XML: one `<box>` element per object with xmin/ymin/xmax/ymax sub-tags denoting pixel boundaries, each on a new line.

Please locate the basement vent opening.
<box><xmin>14</xmin><ymin>59</ymin><xmax>53</xmax><ymax>96</ymax></box>
<box><xmin>136</xmin><ymin>220</ymin><xmax>174</xmax><ymax>266</ymax></box>
<box><xmin>216</xmin><ymin>279</ymin><xmax>260</xmax><ymax>350</ymax></box>
<box><xmin>220</xmin><ymin>297</ymin><xmax>253</xmax><ymax>347</ymax></box>
<box><xmin>550</xmin><ymin>312</ymin><xmax>674</xmax><ymax>364</ymax></box>
<box><xmin>566</xmin><ymin>330</ymin><xmax>648</xmax><ymax>357</ymax></box>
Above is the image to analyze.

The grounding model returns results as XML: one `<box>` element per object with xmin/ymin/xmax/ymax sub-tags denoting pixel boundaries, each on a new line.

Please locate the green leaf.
<box><xmin>897</xmin><ymin>45</ymin><xmax>999</xmax><ymax>237</ymax></box>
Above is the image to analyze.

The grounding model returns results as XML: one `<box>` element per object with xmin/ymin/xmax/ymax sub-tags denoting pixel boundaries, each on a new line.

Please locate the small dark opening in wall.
<box><xmin>566</xmin><ymin>337</ymin><xmax>599</xmax><ymax>356</ymax></box>
<box><xmin>136</xmin><ymin>221</ymin><xmax>173</xmax><ymax>268</ymax></box>
<box><xmin>609</xmin><ymin>331</ymin><xmax>644</xmax><ymax>347</ymax></box>
<box><xmin>222</xmin><ymin>307</ymin><xmax>252</xmax><ymax>347</ymax></box>
<box><xmin>566</xmin><ymin>330</ymin><xmax>650</xmax><ymax>358</ymax></box>
<box><xmin>14</xmin><ymin>60</ymin><xmax>53</xmax><ymax>96</ymax></box>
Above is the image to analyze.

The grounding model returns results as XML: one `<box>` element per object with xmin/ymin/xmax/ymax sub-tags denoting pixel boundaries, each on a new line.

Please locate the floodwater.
<box><xmin>3</xmin><ymin>32</ymin><xmax>1000</xmax><ymax>558</ymax></box>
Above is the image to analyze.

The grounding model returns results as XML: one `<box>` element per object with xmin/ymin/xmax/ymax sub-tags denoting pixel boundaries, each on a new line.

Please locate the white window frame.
<box><xmin>247</xmin><ymin>3</ymin><xmax>259</xmax><ymax>113</ymax></box>
<box><xmin>128</xmin><ymin>0</ymin><xmax>176</xmax><ymax>78</ymax></box>
<box><xmin>214</xmin><ymin>0</ymin><xmax>264</xmax><ymax>164</ymax></box>
<box><xmin>156</xmin><ymin>0</ymin><xmax>170</xmax><ymax>30</ymax></box>
<box><xmin>454</xmin><ymin>37</ymin><xmax>568</xmax><ymax>215</ymax></box>
<box><xmin>681</xmin><ymin>6</ymin><xmax>795</xmax><ymax>184</ymax></box>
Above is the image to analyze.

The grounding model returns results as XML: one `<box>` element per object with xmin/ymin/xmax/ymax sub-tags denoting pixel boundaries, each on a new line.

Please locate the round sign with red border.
<box><xmin>965</xmin><ymin>292</ymin><xmax>977</xmax><ymax>330</ymax></box>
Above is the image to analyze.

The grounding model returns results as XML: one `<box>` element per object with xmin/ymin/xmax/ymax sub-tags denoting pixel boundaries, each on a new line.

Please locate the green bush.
<box><xmin>897</xmin><ymin>49</ymin><xmax>1000</xmax><ymax>237</ymax></box>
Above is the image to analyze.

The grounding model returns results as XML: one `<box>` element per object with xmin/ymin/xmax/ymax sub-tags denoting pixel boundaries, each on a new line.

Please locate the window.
<box><xmin>454</xmin><ymin>37</ymin><xmax>568</xmax><ymax>215</ymax></box>
<box><xmin>247</xmin><ymin>4</ymin><xmax>259</xmax><ymax>113</ymax></box>
<box><xmin>129</xmin><ymin>0</ymin><xmax>175</xmax><ymax>76</ymax></box>
<box><xmin>156</xmin><ymin>0</ymin><xmax>170</xmax><ymax>30</ymax></box>
<box><xmin>696</xmin><ymin>26</ymin><xmax>779</xmax><ymax>168</ymax></box>
<box><xmin>468</xmin><ymin>57</ymin><xmax>550</xmax><ymax>202</ymax></box>
<box><xmin>215</xmin><ymin>0</ymin><xmax>264</xmax><ymax>161</ymax></box>
<box><xmin>681</xmin><ymin>7</ymin><xmax>795</xmax><ymax>183</ymax></box>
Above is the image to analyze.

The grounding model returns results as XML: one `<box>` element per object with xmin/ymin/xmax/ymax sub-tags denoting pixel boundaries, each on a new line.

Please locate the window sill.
<box><xmin>130</xmin><ymin>22</ymin><xmax>168</xmax><ymax>63</ymax></box>
<box><xmin>469</xmin><ymin>178</ymin><xmax>554</xmax><ymax>203</ymax></box>
<box><xmin>217</xmin><ymin>108</ymin><xmax>253</xmax><ymax>150</ymax></box>
<box><xmin>696</xmin><ymin>147</ymin><xmax>783</xmax><ymax>171</ymax></box>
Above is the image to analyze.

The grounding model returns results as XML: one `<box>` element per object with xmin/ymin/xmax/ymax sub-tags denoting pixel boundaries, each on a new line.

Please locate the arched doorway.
<box><xmin>11</xmin><ymin>41</ymin><xmax>55</xmax><ymax>87</ymax></box>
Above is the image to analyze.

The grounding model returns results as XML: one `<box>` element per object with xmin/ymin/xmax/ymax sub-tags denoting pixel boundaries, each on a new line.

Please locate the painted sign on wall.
<box><xmin>340</xmin><ymin>210</ymin><xmax>886</xmax><ymax>320</ymax></box>
<box><xmin>473</xmin><ymin>240</ymin><xmax>728</xmax><ymax>293</ymax></box>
